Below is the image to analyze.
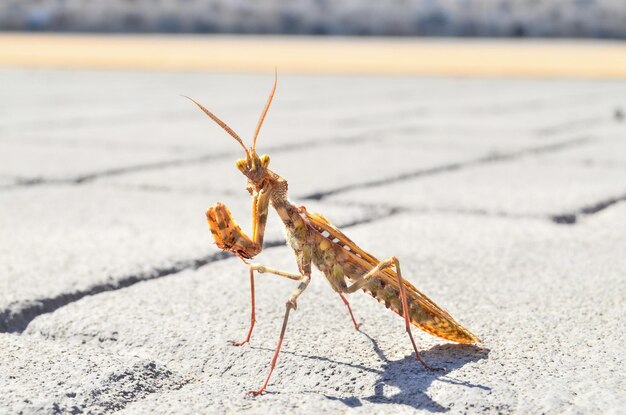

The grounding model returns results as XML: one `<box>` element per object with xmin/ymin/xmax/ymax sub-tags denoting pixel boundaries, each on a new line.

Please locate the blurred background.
<box><xmin>1</xmin><ymin>0</ymin><xmax>625</xmax><ymax>38</ymax></box>
<box><xmin>1</xmin><ymin>1</ymin><xmax>625</xmax><ymax>77</ymax></box>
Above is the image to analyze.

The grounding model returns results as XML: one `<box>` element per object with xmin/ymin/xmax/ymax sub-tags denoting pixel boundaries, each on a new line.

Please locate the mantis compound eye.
<box><xmin>260</xmin><ymin>154</ymin><xmax>270</xmax><ymax>168</ymax></box>
<box><xmin>236</xmin><ymin>159</ymin><xmax>247</xmax><ymax>172</ymax></box>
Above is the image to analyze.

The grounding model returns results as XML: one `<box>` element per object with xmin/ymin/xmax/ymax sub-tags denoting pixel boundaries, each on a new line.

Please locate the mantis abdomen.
<box><xmin>307</xmin><ymin>217</ymin><xmax>478</xmax><ymax>344</ymax></box>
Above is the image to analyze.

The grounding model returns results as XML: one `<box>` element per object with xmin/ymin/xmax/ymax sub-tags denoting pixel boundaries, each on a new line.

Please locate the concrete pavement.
<box><xmin>1</xmin><ymin>69</ymin><xmax>625</xmax><ymax>414</ymax></box>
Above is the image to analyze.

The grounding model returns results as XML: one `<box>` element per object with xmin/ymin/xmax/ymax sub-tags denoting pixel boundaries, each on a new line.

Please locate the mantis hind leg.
<box><xmin>344</xmin><ymin>256</ymin><xmax>444</xmax><ymax>371</ymax></box>
<box><xmin>339</xmin><ymin>293</ymin><xmax>362</xmax><ymax>331</ymax></box>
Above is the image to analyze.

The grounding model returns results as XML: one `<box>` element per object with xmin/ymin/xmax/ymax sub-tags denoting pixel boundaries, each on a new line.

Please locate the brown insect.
<box><xmin>185</xmin><ymin>73</ymin><xmax>480</xmax><ymax>396</ymax></box>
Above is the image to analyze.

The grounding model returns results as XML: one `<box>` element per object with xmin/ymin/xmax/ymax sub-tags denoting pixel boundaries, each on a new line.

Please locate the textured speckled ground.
<box><xmin>1</xmin><ymin>69</ymin><xmax>625</xmax><ymax>414</ymax></box>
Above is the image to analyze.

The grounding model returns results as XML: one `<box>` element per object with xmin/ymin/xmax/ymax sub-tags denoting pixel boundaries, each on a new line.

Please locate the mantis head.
<box><xmin>184</xmin><ymin>70</ymin><xmax>277</xmax><ymax>188</ymax></box>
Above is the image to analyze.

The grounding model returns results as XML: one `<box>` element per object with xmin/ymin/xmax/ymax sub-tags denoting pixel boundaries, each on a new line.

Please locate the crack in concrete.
<box><xmin>0</xmin><ymin>132</ymin><xmax>613</xmax><ymax>333</ymax></box>
<box><xmin>0</xmin><ymin>250</ymin><xmax>223</xmax><ymax>333</ymax></box>
<box><xmin>533</xmin><ymin>116</ymin><xmax>606</xmax><ymax>136</ymax></box>
<box><xmin>324</xmin><ymin>193</ymin><xmax>626</xmax><ymax>227</ymax></box>
<box><xmin>550</xmin><ymin>193</ymin><xmax>626</xmax><ymax>224</ymax></box>
<box><xmin>321</xmin><ymin>199</ymin><xmax>543</xmax><ymax>222</ymax></box>
<box><xmin>2</xmin><ymin>124</ymin><xmax>416</xmax><ymax>189</ymax></box>
<box><xmin>1</xmin><ymin>116</ymin><xmax>603</xmax><ymax>193</ymax></box>
<box><xmin>0</xmin><ymin>209</ymin><xmax>395</xmax><ymax>334</ymax></box>
<box><xmin>0</xmin><ymin>109</ymin><xmax>195</xmax><ymax>133</ymax></box>
<box><xmin>301</xmin><ymin>136</ymin><xmax>592</xmax><ymax>201</ymax></box>
<box><xmin>465</xmin><ymin>90</ymin><xmax>616</xmax><ymax>115</ymax></box>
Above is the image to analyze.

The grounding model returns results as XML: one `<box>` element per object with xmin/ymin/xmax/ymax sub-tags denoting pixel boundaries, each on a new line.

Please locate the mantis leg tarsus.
<box><xmin>229</xmin><ymin>267</ymin><xmax>256</xmax><ymax>347</ymax></box>
<box><xmin>339</xmin><ymin>293</ymin><xmax>362</xmax><ymax>331</ymax></box>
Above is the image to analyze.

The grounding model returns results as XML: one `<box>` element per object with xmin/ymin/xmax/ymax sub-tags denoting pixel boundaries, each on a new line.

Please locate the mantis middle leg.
<box><xmin>230</xmin><ymin>264</ymin><xmax>303</xmax><ymax>346</ymax></box>
<box><xmin>233</xmin><ymin>263</ymin><xmax>362</xmax><ymax>346</ymax></box>
<box><xmin>246</xmin><ymin>239</ymin><xmax>313</xmax><ymax>395</ymax></box>
<box><xmin>249</xmin><ymin>269</ymin><xmax>311</xmax><ymax>396</ymax></box>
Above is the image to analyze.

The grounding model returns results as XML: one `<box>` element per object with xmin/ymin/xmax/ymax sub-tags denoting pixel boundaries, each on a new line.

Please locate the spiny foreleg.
<box><xmin>206</xmin><ymin>189</ymin><xmax>270</xmax><ymax>259</ymax></box>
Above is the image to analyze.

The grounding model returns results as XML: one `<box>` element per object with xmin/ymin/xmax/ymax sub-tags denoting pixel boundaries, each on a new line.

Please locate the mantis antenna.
<box><xmin>252</xmin><ymin>69</ymin><xmax>278</xmax><ymax>151</ymax></box>
<box><xmin>183</xmin><ymin>95</ymin><xmax>248</xmax><ymax>153</ymax></box>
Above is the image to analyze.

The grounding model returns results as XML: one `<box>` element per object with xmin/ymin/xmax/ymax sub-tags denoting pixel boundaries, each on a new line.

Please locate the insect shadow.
<box><xmin>256</xmin><ymin>330</ymin><xmax>489</xmax><ymax>412</ymax></box>
<box><xmin>346</xmin><ymin>331</ymin><xmax>491</xmax><ymax>412</ymax></box>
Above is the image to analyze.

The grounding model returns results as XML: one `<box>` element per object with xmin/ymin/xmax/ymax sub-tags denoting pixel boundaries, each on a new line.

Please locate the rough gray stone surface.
<box><xmin>1</xmin><ymin>334</ymin><xmax>190</xmax><ymax>414</ymax></box>
<box><xmin>1</xmin><ymin>69</ymin><xmax>625</xmax><ymax>414</ymax></box>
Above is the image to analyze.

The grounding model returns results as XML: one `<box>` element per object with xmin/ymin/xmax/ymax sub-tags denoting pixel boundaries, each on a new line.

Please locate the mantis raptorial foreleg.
<box><xmin>207</xmin><ymin>187</ymin><xmax>314</xmax><ymax>394</ymax></box>
<box><xmin>230</xmin><ymin>264</ymin><xmax>304</xmax><ymax>346</ymax></box>
<box><xmin>344</xmin><ymin>256</ymin><xmax>443</xmax><ymax>371</ymax></box>
<box><xmin>206</xmin><ymin>189</ymin><xmax>270</xmax><ymax>259</ymax></box>
<box><xmin>206</xmin><ymin>189</ymin><xmax>270</xmax><ymax>346</ymax></box>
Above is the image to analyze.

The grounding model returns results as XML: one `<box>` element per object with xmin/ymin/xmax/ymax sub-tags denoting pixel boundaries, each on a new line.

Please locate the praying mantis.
<box><xmin>185</xmin><ymin>73</ymin><xmax>480</xmax><ymax>396</ymax></box>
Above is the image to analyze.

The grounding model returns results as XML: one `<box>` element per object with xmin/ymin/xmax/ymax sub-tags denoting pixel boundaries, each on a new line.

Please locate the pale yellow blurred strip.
<box><xmin>0</xmin><ymin>33</ymin><xmax>625</xmax><ymax>78</ymax></box>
